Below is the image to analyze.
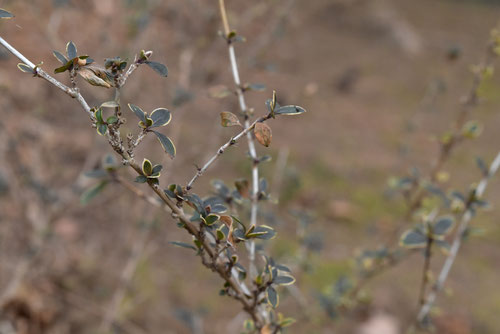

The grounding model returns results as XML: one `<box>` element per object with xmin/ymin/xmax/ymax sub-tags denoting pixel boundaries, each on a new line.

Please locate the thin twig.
<box><xmin>0</xmin><ymin>36</ymin><xmax>94</xmax><ymax>121</ymax></box>
<box><xmin>415</xmin><ymin>209</ymin><xmax>439</xmax><ymax>309</ymax></box>
<box><xmin>219</xmin><ymin>0</ymin><xmax>260</xmax><ymax>281</ymax></box>
<box><xmin>417</xmin><ymin>235</ymin><xmax>433</xmax><ymax>307</ymax></box>
<box><xmin>416</xmin><ymin>150</ymin><xmax>500</xmax><ymax>322</ymax></box>
<box><xmin>185</xmin><ymin>115</ymin><xmax>270</xmax><ymax>191</ymax></box>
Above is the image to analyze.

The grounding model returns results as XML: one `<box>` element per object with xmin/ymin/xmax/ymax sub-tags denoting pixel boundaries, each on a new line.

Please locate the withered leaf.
<box><xmin>254</xmin><ymin>122</ymin><xmax>272</xmax><ymax>147</ymax></box>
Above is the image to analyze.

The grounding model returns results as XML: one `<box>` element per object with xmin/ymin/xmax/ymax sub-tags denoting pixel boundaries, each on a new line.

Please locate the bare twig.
<box><xmin>416</xmin><ymin>209</ymin><xmax>440</xmax><ymax>308</ymax></box>
<box><xmin>416</xmin><ymin>150</ymin><xmax>500</xmax><ymax>322</ymax></box>
<box><xmin>0</xmin><ymin>37</ymin><xmax>94</xmax><ymax>121</ymax></box>
<box><xmin>219</xmin><ymin>0</ymin><xmax>260</xmax><ymax>280</ymax></box>
<box><xmin>186</xmin><ymin>114</ymin><xmax>270</xmax><ymax>191</ymax></box>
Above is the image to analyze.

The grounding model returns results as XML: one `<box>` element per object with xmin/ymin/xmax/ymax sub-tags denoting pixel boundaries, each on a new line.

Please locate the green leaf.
<box><xmin>216</xmin><ymin>227</ymin><xmax>226</xmax><ymax>241</ymax></box>
<box><xmin>248</xmin><ymin>225</ymin><xmax>276</xmax><ymax>240</ymax></box>
<box><xmin>142</xmin><ymin>158</ymin><xmax>153</xmax><ymax>176</ymax></box>
<box><xmin>17</xmin><ymin>63</ymin><xmax>34</xmax><ymax>74</ymax></box>
<box><xmin>128</xmin><ymin>103</ymin><xmax>147</xmax><ymax>123</ymax></box>
<box><xmin>0</xmin><ymin>8</ymin><xmax>14</xmax><ymax>18</ymax></box>
<box><xmin>139</xmin><ymin>118</ymin><xmax>153</xmax><ymax>128</ymax></box>
<box><xmin>97</xmin><ymin>123</ymin><xmax>108</xmax><ymax>136</ymax></box>
<box><xmin>66</xmin><ymin>41</ymin><xmax>77</xmax><ymax>59</ymax></box>
<box><xmin>149</xmin><ymin>108</ymin><xmax>171</xmax><ymax>128</ymax></box>
<box><xmin>276</xmin><ymin>264</ymin><xmax>291</xmax><ymax>273</ymax></box>
<box><xmin>151</xmin><ymin>130</ymin><xmax>176</xmax><ymax>158</ymax></box>
<box><xmin>400</xmin><ymin>229</ymin><xmax>427</xmax><ymax>249</ymax></box>
<box><xmin>135</xmin><ymin>175</ymin><xmax>148</xmax><ymax>183</ymax></box>
<box><xmin>169</xmin><ymin>241</ymin><xmax>197</xmax><ymax>251</ymax></box>
<box><xmin>101</xmin><ymin>100</ymin><xmax>119</xmax><ymax>108</ymax></box>
<box><xmin>106</xmin><ymin>116</ymin><xmax>118</xmax><ymax>124</ymax></box>
<box><xmin>266</xmin><ymin>286</ymin><xmax>279</xmax><ymax>308</ymax></box>
<box><xmin>53</xmin><ymin>50</ymin><xmax>68</xmax><ymax>64</ymax></box>
<box><xmin>220</xmin><ymin>111</ymin><xmax>241</xmax><ymax>127</ymax></box>
<box><xmin>145</xmin><ymin>61</ymin><xmax>168</xmax><ymax>77</ymax></box>
<box><xmin>80</xmin><ymin>180</ymin><xmax>108</xmax><ymax>205</ymax></box>
<box><xmin>233</xmin><ymin>228</ymin><xmax>246</xmax><ymax>241</ymax></box>
<box><xmin>274</xmin><ymin>105</ymin><xmax>307</xmax><ymax>116</ymax></box>
<box><xmin>273</xmin><ymin>275</ymin><xmax>296</xmax><ymax>286</ymax></box>
<box><xmin>152</xmin><ymin>164</ymin><xmax>163</xmax><ymax>175</ymax></box>
<box><xmin>94</xmin><ymin>108</ymin><xmax>104</xmax><ymax>123</ymax></box>
<box><xmin>204</xmin><ymin>214</ymin><xmax>220</xmax><ymax>226</ymax></box>
<box><xmin>54</xmin><ymin>61</ymin><xmax>72</xmax><ymax>74</ymax></box>
<box><xmin>432</xmin><ymin>216</ymin><xmax>455</xmax><ymax>237</ymax></box>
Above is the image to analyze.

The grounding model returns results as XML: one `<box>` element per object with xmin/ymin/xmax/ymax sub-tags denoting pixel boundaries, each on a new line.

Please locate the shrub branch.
<box><xmin>0</xmin><ymin>35</ymin><xmax>266</xmax><ymax>328</ymax></box>
<box><xmin>219</xmin><ymin>0</ymin><xmax>260</xmax><ymax>280</ymax></box>
<box><xmin>416</xmin><ymin>150</ymin><xmax>500</xmax><ymax>323</ymax></box>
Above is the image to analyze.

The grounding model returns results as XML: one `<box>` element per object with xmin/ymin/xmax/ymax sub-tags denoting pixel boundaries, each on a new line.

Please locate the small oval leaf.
<box><xmin>0</xmin><ymin>8</ymin><xmax>14</xmax><ymax>18</ymax></box>
<box><xmin>94</xmin><ymin>108</ymin><xmax>104</xmax><ymax>123</ymax></box>
<box><xmin>266</xmin><ymin>286</ymin><xmax>279</xmax><ymax>308</ymax></box>
<box><xmin>106</xmin><ymin>116</ymin><xmax>118</xmax><ymax>124</ymax></box>
<box><xmin>274</xmin><ymin>105</ymin><xmax>306</xmax><ymax>116</ymax></box>
<box><xmin>274</xmin><ymin>275</ymin><xmax>296</xmax><ymax>286</ymax></box>
<box><xmin>66</xmin><ymin>41</ymin><xmax>77</xmax><ymax>60</ymax></box>
<box><xmin>150</xmin><ymin>108</ymin><xmax>172</xmax><ymax>128</ymax></box>
<box><xmin>128</xmin><ymin>103</ymin><xmax>147</xmax><ymax>123</ymax></box>
<box><xmin>152</xmin><ymin>130</ymin><xmax>176</xmax><ymax>158</ymax></box>
<box><xmin>204</xmin><ymin>214</ymin><xmax>220</xmax><ymax>226</ymax></box>
<box><xmin>135</xmin><ymin>175</ymin><xmax>148</xmax><ymax>183</ymax></box>
<box><xmin>254</xmin><ymin>122</ymin><xmax>272</xmax><ymax>147</ymax></box>
<box><xmin>53</xmin><ymin>50</ymin><xmax>68</xmax><ymax>64</ymax></box>
<box><xmin>97</xmin><ymin>123</ymin><xmax>108</xmax><ymax>136</ymax></box>
<box><xmin>101</xmin><ymin>100</ymin><xmax>120</xmax><ymax>108</ymax></box>
<box><xmin>400</xmin><ymin>229</ymin><xmax>427</xmax><ymax>249</ymax></box>
<box><xmin>220</xmin><ymin>111</ymin><xmax>241</xmax><ymax>127</ymax></box>
<box><xmin>432</xmin><ymin>216</ymin><xmax>455</xmax><ymax>237</ymax></box>
<box><xmin>142</xmin><ymin>159</ymin><xmax>153</xmax><ymax>176</ymax></box>
<box><xmin>145</xmin><ymin>61</ymin><xmax>168</xmax><ymax>77</ymax></box>
<box><xmin>17</xmin><ymin>63</ymin><xmax>34</xmax><ymax>74</ymax></box>
<box><xmin>54</xmin><ymin>61</ymin><xmax>72</xmax><ymax>74</ymax></box>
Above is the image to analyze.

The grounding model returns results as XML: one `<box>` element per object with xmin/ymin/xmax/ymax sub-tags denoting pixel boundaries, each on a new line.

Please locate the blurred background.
<box><xmin>1</xmin><ymin>0</ymin><xmax>500</xmax><ymax>333</ymax></box>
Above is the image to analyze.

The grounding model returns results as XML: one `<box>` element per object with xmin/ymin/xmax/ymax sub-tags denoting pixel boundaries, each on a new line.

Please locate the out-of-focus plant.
<box><xmin>315</xmin><ymin>27</ymin><xmax>500</xmax><ymax>330</ymax></box>
<box><xmin>0</xmin><ymin>2</ymin><xmax>305</xmax><ymax>332</ymax></box>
